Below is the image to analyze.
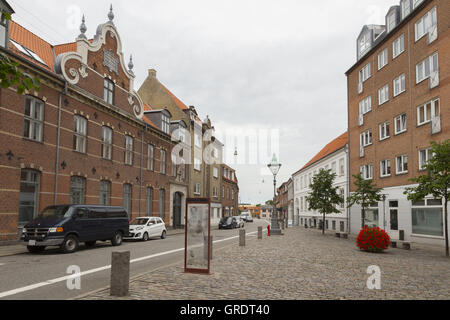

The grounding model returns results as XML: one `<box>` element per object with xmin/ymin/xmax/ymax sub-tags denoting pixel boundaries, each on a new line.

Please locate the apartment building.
<box><xmin>346</xmin><ymin>0</ymin><xmax>449</xmax><ymax>245</ymax></box>
<box><xmin>293</xmin><ymin>133</ymin><xmax>349</xmax><ymax>232</ymax></box>
<box><xmin>0</xmin><ymin>6</ymin><xmax>179</xmax><ymax>241</ymax></box>
<box><xmin>221</xmin><ymin>165</ymin><xmax>239</xmax><ymax>217</ymax></box>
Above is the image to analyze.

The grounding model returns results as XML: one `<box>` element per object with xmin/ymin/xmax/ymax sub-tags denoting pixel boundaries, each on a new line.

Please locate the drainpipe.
<box><xmin>139</xmin><ymin>125</ymin><xmax>145</xmax><ymax>217</ymax></box>
<box><xmin>54</xmin><ymin>81</ymin><xmax>67</xmax><ymax>205</ymax></box>
<box><xmin>346</xmin><ymin>144</ymin><xmax>351</xmax><ymax>234</ymax></box>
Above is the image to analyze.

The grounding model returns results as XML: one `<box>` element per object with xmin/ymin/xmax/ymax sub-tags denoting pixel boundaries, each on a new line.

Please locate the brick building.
<box><xmin>0</xmin><ymin>6</ymin><xmax>179</xmax><ymax>241</ymax></box>
<box><xmin>346</xmin><ymin>0</ymin><xmax>449</xmax><ymax>245</ymax></box>
<box><xmin>221</xmin><ymin>164</ymin><xmax>239</xmax><ymax>217</ymax></box>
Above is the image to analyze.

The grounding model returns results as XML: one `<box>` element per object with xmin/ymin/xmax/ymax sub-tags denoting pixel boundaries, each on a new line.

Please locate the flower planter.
<box><xmin>356</xmin><ymin>226</ymin><xmax>391</xmax><ymax>253</ymax></box>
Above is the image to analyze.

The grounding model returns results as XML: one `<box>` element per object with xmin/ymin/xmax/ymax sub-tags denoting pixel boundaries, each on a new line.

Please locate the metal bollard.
<box><xmin>110</xmin><ymin>251</ymin><xmax>130</xmax><ymax>297</ymax></box>
<box><xmin>239</xmin><ymin>229</ymin><xmax>246</xmax><ymax>247</ymax></box>
<box><xmin>258</xmin><ymin>226</ymin><xmax>263</xmax><ymax>240</ymax></box>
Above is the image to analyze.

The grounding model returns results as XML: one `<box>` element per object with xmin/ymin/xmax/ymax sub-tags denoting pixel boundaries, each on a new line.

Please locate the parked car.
<box><xmin>240</xmin><ymin>212</ymin><xmax>254</xmax><ymax>222</ymax></box>
<box><xmin>234</xmin><ymin>216</ymin><xmax>245</xmax><ymax>228</ymax></box>
<box><xmin>219</xmin><ymin>217</ymin><xmax>237</xmax><ymax>229</ymax></box>
<box><xmin>125</xmin><ymin>217</ymin><xmax>167</xmax><ymax>241</ymax></box>
<box><xmin>21</xmin><ymin>205</ymin><xmax>129</xmax><ymax>254</ymax></box>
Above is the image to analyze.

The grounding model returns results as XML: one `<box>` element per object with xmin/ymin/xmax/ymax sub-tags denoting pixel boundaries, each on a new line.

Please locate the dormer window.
<box><xmin>358</xmin><ymin>32</ymin><xmax>371</xmax><ymax>58</ymax></box>
<box><xmin>401</xmin><ymin>0</ymin><xmax>411</xmax><ymax>19</ymax></box>
<box><xmin>104</xmin><ymin>79</ymin><xmax>114</xmax><ymax>105</ymax></box>
<box><xmin>161</xmin><ymin>114</ymin><xmax>170</xmax><ymax>135</ymax></box>
<box><xmin>387</xmin><ymin>12</ymin><xmax>396</xmax><ymax>33</ymax></box>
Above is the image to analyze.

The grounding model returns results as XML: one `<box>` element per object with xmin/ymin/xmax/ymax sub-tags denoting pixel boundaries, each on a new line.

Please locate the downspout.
<box><xmin>54</xmin><ymin>81</ymin><xmax>67</xmax><ymax>205</ymax></box>
<box><xmin>139</xmin><ymin>125</ymin><xmax>145</xmax><ymax>217</ymax></box>
<box><xmin>346</xmin><ymin>144</ymin><xmax>351</xmax><ymax>234</ymax></box>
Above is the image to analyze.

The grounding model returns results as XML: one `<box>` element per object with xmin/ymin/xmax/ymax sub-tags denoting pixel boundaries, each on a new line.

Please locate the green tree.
<box><xmin>404</xmin><ymin>140</ymin><xmax>450</xmax><ymax>257</ymax></box>
<box><xmin>0</xmin><ymin>12</ymin><xmax>40</xmax><ymax>94</ymax></box>
<box><xmin>347</xmin><ymin>174</ymin><xmax>383</xmax><ymax>229</ymax></box>
<box><xmin>265</xmin><ymin>200</ymin><xmax>273</xmax><ymax>206</ymax></box>
<box><xmin>306</xmin><ymin>169</ymin><xmax>344</xmax><ymax>235</ymax></box>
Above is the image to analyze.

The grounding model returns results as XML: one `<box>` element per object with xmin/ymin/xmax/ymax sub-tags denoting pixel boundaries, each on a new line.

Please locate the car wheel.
<box><xmin>27</xmin><ymin>246</ymin><xmax>45</xmax><ymax>253</ymax></box>
<box><xmin>111</xmin><ymin>231</ymin><xmax>123</xmax><ymax>246</ymax></box>
<box><xmin>143</xmin><ymin>232</ymin><xmax>149</xmax><ymax>241</ymax></box>
<box><xmin>85</xmin><ymin>241</ymin><xmax>96</xmax><ymax>247</ymax></box>
<box><xmin>161</xmin><ymin>230</ymin><xmax>166</xmax><ymax>239</ymax></box>
<box><xmin>61</xmin><ymin>235</ymin><xmax>79</xmax><ymax>254</ymax></box>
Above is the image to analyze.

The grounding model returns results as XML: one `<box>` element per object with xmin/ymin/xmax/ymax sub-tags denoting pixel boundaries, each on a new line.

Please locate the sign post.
<box><xmin>184</xmin><ymin>198</ymin><xmax>211</xmax><ymax>274</ymax></box>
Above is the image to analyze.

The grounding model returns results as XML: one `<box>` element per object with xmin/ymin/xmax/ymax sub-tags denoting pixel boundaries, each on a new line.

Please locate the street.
<box><xmin>0</xmin><ymin>220</ymin><xmax>268</xmax><ymax>300</ymax></box>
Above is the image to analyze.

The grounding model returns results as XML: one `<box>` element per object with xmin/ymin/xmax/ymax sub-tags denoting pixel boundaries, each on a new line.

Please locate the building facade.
<box><xmin>346</xmin><ymin>0</ymin><xmax>449</xmax><ymax>245</ymax></box>
<box><xmin>293</xmin><ymin>133</ymin><xmax>349</xmax><ymax>232</ymax></box>
<box><xmin>0</xmin><ymin>7</ymin><xmax>180</xmax><ymax>241</ymax></box>
<box><xmin>221</xmin><ymin>165</ymin><xmax>239</xmax><ymax>217</ymax></box>
<box><xmin>287</xmin><ymin>178</ymin><xmax>294</xmax><ymax>227</ymax></box>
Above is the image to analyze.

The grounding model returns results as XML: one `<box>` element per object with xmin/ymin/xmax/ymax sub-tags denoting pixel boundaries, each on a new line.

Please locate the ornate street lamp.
<box><xmin>267</xmin><ymin>154</ymin><xmax>282</xmax><ymax>235</ymax></box>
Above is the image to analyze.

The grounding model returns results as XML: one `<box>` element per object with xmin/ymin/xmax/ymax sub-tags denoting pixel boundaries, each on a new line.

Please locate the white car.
<box><xmin>125</xmin><ymin>217</ymin><xmax>167</xmax><ymax>241</ymax></box>
<box><xmin>234</xmin><ymin>216</ymin><xmax>245</xmax><ymax>228</ymax></box>
<box><xmin>240</xmin><ymin>212</ymin><xmax>254</xmax><ymax>222</ymax></box>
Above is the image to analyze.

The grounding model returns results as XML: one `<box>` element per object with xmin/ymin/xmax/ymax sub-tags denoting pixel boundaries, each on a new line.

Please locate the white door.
<box><xmin>156</xmin><ymin>218</ymin><xmax>165</xmax><ymax>236</ymax></box>
<box><xmin>148</xmin><ymin>218</ymin><xmax>159</xmax><ymax>237</ymax></box>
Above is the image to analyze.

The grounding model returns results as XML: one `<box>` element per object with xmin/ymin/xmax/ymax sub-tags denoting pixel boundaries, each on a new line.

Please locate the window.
<box><xmin>412</xmin><ymin>198</ymin><xmax>443</xmax><ymax>237</ymax></box>
<box><xmin>387</xmin><ymin>12</ymin><xmax>396</xmax><ymax>33</ymax></box>
<box><xmin>104</xmin><ymin>79</ymin><xmax>114</xmax><ymax>104</ymax></box>
<box><xmin>232</xmin><ymin>189</ymin><xmax>235</xmax><ymax>200</ymax></box>
<box><xmin>73</xmin><ymin>115</ymin><xmax>87</xmax><ymax>153</ymax></box>
<box><xmin>194</xmin><ymin>157</ymin><xmax>201</xmax><ymax>171</ymax></box>
<box><xmin>123</xmin><ymin>184</ymin><xmax>132</xmax><ymax>218</ymax></box>
<box><xmin>339</xmin><ymin>159</ymin><xmax>345</xmax><ymax>176</ymax></box>
<box><xmin>102</xmin><ymin>126</ymin><xmax>112</xmax><ymax>160</ymax></box>
<box><xmin>416</xmin><ymin>52</ymin><xmax>438</xmax><ymax>84</ymax></box>
<box><xmin>360</xmin><ymin>130</ymin><xmax>372</xmax><ymax>147</ymax></box>
<box><xmin>359</xmin><ymin>96</ymin><xmax>372</xmax><ymax>115</ymax></box>
<box><xmin>378</xmin><ymin>48</ymin><xmax>389</xmax><ymax>70</ymax></box>
<box><xmin>100</xmin><ymin>180</ymin><xmax>111</xmax><ymax>205</ymax></box>
<box><xmin>394</xmin><ymin>114</ymin><xmax>407</xmax><ymax>134</ymax></box>
<box><xmin>10</xmin><ymin>40</ymin><xmax>47</xmax><ymax>66</ymax></box>
<box><xmin>161</xmin><ymin>114</ymin><xmax>170</xmax><ymax>134</ymax></box>
<box><xmin>340</xmin><ymin>222</ymin><xmax>345</xmax><ymax>232</ymax></box>
<box><xmin>70</xmin><ymin>176</ymin><xmax>86</xmax><ymax>205</ymax></box>
<box><xmin>222</xmin><ymin>186</ymin><xmax>225</xmax><ymax>198</ymax></box>
<box><xmin>389</xmin><ymin>201</ymin><xmax>399</xmax><ymax>231</ymax></box>
<box><xmin>360</xmin><ymin>164</ymin><xmax>373</xmax><ymax>180</ymax></box>
<box><xmin>194</xmin><ymin>132</ymin><xmax>201</xmax><ymax>148</ymax></box>
<box><xmin>18</xmin><ymin>170</ymin><xmax>40</xmax><ymax>226</ymax></box>
<box><xmin>213</xmin><ymin>167</ymin><xmax>219</xmax><ymax>178</ymax></box>
<box><xmin>380</xmin><ymin>159</ymin><xmax>391</xmax><ymax>177</ymax></box>
<box><xmin>125</xmin><ymin>136</ymin><xmax>133</xmax><ymax>165</ymax></box>
<box><xmin>331</xmin><ymin>162</ymin><xmax>337</xmax><ymax>174</ymax></box>
<box><xmin>364</xmin><ymin>208</ymin><xmax>379</xmax><ymax>228</ymax></box>
<box><xmin>379</xmin><ymin>121</ymin><xmax>390</xmax><ymax>141</ymax></box>
<box><xmin>417</xmin><ymin>98</ymin><xmax>440</xmax><ymax>127</ymax></box>
<box><xmin>378</xmin><ymin>84</ymin><xmax>389</xmax><ymax>105</ymax></box>
<box><xmin>213</xmin><ymin>187</ymin><xmax>218</xmax><ymax>198</ymax></box>
<box><xmin>148</xmin><ymin>145</ymin><xmax>154</xmax><ymax>171</ymax></box>
<box><xmin>413</xmin><ymin>0</ymin><xmax>424</xmax><ymax>9</ymax></box>
<box><xmin>393</xmin><ymin>74</ymin><xmax>406</xmax><ymax>97</ymax></box>
<box><xmin>160</xmin><ymin>150</ymin><xmax>166</xmax><ymax>174</ymax></box>
<box><xmin>401</xmin><ymin>0</ymin><xmax>411</xmax><ymax>19</ymax></box>
<box><xmin>419</xmin><ymin>148</ymin><xmax>432</xmax><ymax>170</ymax></box>
<box><xmin>396</xmin><ymin>155</ymin><xmax>408</xmax><ymax>174</ymax></box>
<box><xmin>393</xmin><ymin>35</ymin><xmax>405</xmax><ymax>58</ymax></box>
<box><xmin>415</xmin><ymin>7</ymin><xmax>437</xmax><ymax>41</ymax></box>
<box><xmin>359</xmin><ymin>63</ymin><xmax>371</xmax><ymax>83</ymax></box>
<box><xmin>359</xmin><ymin>33</ymin><xmax>371</xmax><ymax>58</ymax></box>
<box><xmin>159</xmin><ymin>189</ymin><xmax>165</xmax><ymax>219</ymax></box>
<box><xmin>194</xmin><ymin>183</ymin><xmax>201</xmax><ymax>195</ymax></box>
<box><xmin>23</xmin><ymin>96</ymin><xmax>44</xmax><ymax>142</ymax></box>
<box><xmin>332</xmin><ymin>221</ymin><xmax>336</xmax><ymax>231</ymax></box>
<box><xmin>339</xmin><ymin>189</ymin><xmax>345</xmax><ymax>209</ymax></box>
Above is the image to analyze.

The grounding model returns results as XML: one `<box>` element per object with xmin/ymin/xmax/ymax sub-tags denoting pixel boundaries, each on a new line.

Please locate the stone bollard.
<box><xmin>239</xmin><ymin>229</ymin><xmax>246</xmax><ymax>247</ymax></box>
<box><xmin>258</xmin><ymin>226</ymin><xmax>263</xmax><ymax>240</ymax></box>
<box><xmin>402</xmin><ymin>242</ymin><xmax>411</xmax><ymax>250</ymax></box>
<box><xmin>110</xmin><ymin>251</ymin><xmax>130</xmax><ymax>297</ymax></box>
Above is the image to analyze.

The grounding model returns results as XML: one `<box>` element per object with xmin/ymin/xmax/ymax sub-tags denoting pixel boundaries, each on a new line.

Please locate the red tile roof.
<box><xmin>160</xmin><ymin>83</ymin><xmax>189</xmax><ymax>111</ymax></box>
<box><xmin>298</xmin><ymin>132</ymin><xmax>348</xmax><ymax>172</ymax></box>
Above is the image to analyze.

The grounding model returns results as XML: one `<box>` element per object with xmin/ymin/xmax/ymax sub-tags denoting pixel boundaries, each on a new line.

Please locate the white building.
<box><xmin>293</xmin><ymin>133</ymin><xmax>349</xmax><ymax>232</ymax></box>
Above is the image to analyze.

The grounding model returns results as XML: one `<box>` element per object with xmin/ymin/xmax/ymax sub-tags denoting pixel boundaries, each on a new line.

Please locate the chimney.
<box><xmin>149</xmin><ymin>69</ymin><xmax>157</xmax><ymax>78</ymax></box>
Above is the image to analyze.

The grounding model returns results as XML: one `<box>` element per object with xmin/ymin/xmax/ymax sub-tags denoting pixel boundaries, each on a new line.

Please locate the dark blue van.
<box><xmin>21</xmin><ymin>205</ymin><xmax>129</xmax><ymax>254</ymax></box>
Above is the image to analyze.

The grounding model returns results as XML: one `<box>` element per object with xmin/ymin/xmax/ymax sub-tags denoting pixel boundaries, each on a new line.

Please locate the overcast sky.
<box><xmin>10</xmin><ymin>0</ymin><xmax>396</xmax><ymax>205</ymax></box>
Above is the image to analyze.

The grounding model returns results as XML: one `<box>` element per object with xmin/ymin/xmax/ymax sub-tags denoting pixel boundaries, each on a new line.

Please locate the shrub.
<box><xmin>356</xmin><ymin>226</ymin><xmax>391</xmax><ymax>253</ymax></box>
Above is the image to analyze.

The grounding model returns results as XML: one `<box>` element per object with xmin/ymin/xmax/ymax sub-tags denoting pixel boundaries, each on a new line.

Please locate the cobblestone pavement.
<box><xmin>79</xmin><ymin>227</ymin><xmax>450</xmax><ymax>300</ymax></box>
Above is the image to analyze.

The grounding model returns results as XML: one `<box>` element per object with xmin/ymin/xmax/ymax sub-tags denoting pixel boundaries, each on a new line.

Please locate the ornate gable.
<box><xmin>54</xmin><ymin>6</ymin><xmax>144</xmax><ymax>120</ymax></box>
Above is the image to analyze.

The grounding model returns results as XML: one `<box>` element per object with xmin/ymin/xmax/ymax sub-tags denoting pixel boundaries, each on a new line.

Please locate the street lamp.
<box><xmin>267</xmin><ymin>154</ymin><xmax>282</xmax><ymax>235</ymax></box>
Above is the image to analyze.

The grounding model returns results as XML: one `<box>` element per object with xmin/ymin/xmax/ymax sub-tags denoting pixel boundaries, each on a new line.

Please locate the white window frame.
<box><xmin>387</xmin><ymin>12</ymin><xmax>396</xmax><ymax>33</ymax></box>
<box><xmin>125</xmin><ymin>135</ymin><xmax>133</xmax><ymax>165</ymax></box>
<box><xmin>360</xmin><ymin>130</ymin><xmax>373</xmax><ymax>147</ymax></box>
<box><xmin>419</xmin><ymin>148</ymin><xmax>432</xmax><ymax>171</ymax></box>
<box><xmin>394</xmin><ymin>113</ymin><xmax>407</xmax><ymax>135</ymax></box>
<box><xmin>401</xmin><ymin>0</ymin><xmax>411</xmax><ymax>19</ymax></box>
<box><xmin>74</xmin><ymin>115</ymin><xmax>87</xmax><ymax>153</ymax></box>
<box><xmin>378</xmin><ymin>84</ymin><xmax>389</xmax><ymax>105</ymax></box>
<box><xmin>379</xmin><ymin>121</ymin><xmax>390</xmax><ymax>141</ymax></box>
<box><xmin>393</xmin><ymin>74</ymin><xmax>406</xmax><ymax>97</ymax></box>
<box><xmin>378</xmin><ymin>48</ymin><xmax>389</xmax><ymax>70</ymax></box>
<box><xmin>415</xmin><ymin>6</ymin><xmax>437</xmax><ymax>42</ymax></box>
<box><xmin>413</xmin><ymin>0</ymin><xmax>424</xmax><ymax>10</ymax></box>
<box><xmin>160</xmin><ymin>149</ymin><xmax>166</xmax><ymax>174</ymax></box>
<box><xmin>359</xmin><ymin>63</ymin><xmax>371</xmax><ymax>83</ymax></box>
<box><xmin>194</xmin><ymin>183</ymin><xmax>201</xmax><ymax>195</ymax></box>
<box><xmin>396</xmin><ymin>155</ymin><xmax>408</xmax><ymax>175</ymax></box>
<box><xmin>417</xmin><ymin>98</ymin><xmax>440</xmax><ymax>126</ymax></box>
<box><xmin>213</xmin><ymin>167</ymin><xmax>219</xmax><ymax>178</ymax></box>
<box><xmin>339</xmin><ymin>159</ymin><xmax>345</xmax><ymax>177</ymax></box>
<box><xmin>359</xmin><ymin>96</ymin><xmax>372</xmax><ymax>115</ymax></box>
<box><xmin>23</xmin><ymin>96</ymin><xmax>44</xmax><ymax>142</ymax></box>
<box><xmin>380</xmin><ymin>159</ymin><xmax>391</xmax><ymax>177</ymax></box>
<box><xmin>393</xmin><ymin>34</ymin><xmax>405</xmax><ymax>59</ymax></box>
<box><xmin>161</xmin><ymin>115</ymin><xmax>170</xmax><ymax>135</ymax></box>
<box><xmin>359</xmin><ymin>33</ymin><xmax>371</xmax><ymax>58</ymax></box>
<box><xmin>194</xmin><ymin>133</ymin><xmax>202</xmax><ymax>148</ymax></box>
<box><xmin>102</xmin><ymin>126</ymin><xmax>113</xmax><ymax>160</ymax></box>
<box><xmin>416</xmin><ymin>52</ymin><xmax>438</xmax><ymax>84</ymax></box>
<box><xmin>194</xmin><ymin>157</ymin><xmax>202</xmax><ymax>171</ymax></box>
<box><xmin>148</xmin><ymin>144</ymin><xmax>154</xmax><ymax>171</ymax></box>
<box><xmin>360</xmin><ymin>164</ymin><xmax>373</xmax><ymax>180</ymax></box>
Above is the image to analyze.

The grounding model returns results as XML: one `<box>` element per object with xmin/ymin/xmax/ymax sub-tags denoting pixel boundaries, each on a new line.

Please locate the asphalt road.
<box><xmin>0</xmin><ymin>219</ymin><xmax>269</xmax><ymax>300</ymax></box>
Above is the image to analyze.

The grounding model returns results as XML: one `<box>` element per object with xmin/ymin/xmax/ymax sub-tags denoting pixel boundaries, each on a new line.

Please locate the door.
<box><xmin>75</xmin><ymin>208</ymin><xmax>92</xmax><ymax>241</ymax></box>
<box><xmin>148</xmin><ymin>218</ymin><xmax>158</xmax><ymax>237</ymax></box>
<box><xmin>173</xmin><ymin>192</ymin><xmax>182</xmax><ymax>229</ymax></box>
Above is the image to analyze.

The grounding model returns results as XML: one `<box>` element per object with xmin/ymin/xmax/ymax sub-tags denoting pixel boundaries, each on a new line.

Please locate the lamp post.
<box><xmin>268</xmin><ymin>154</ymin><xmax>282</xmax><ymax>235</ymax></box>
<box><xmin>382</xmin><ymin>194</ymin><xmax>387</xmax><ymax>230</ymax></box>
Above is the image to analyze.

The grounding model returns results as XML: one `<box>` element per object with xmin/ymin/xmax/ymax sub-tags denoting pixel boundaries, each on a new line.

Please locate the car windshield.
<box><xmin>220</xmin><ymin>217</ymin><xmax>232</xmax><ymax>223</ymax></box>
<box><xmin>38</xmin><ymin>206</ymin><xmax>73</xmax><ymax>218</ymax></box>
<box><xmin>130</xmin><ymin>218</ymin><xmax>149</xmax><ymax>225</ymax></box>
